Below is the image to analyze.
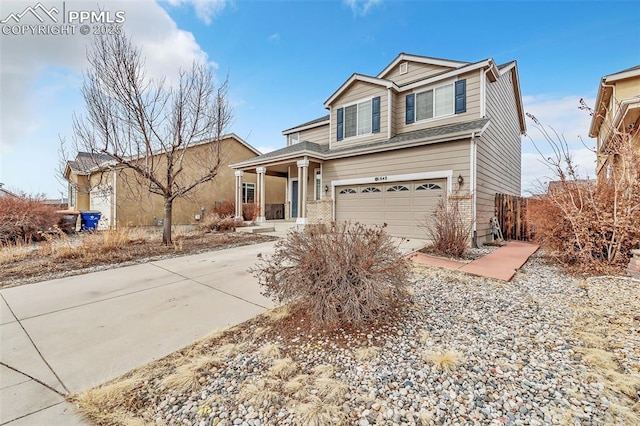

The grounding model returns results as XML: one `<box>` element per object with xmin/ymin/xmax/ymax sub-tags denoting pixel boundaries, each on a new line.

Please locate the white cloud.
<box><xmin>0</xmin><ymin>0</ymin><xmax>212</xmax><ymax>152</ymax></box>
<box><xmin>344</xmin><ymin>0</ymin><xmax>382</xmax><ymax>16</ymax></box>
<box><xmin>165</xmin><ymin>0</ymin><xmax>229</xmax><ymax>25</ymax></box>
<box><xmin>521</xmin><ymin>94</ymin><xmax>597</xmax><ymax>194</ymax></box>
<box><xmin>267</xmin><ymin>33</ymin><xmax>280</xmax><ymax>43</ymax></box>
<box><xmin>0</xmin><ymin>0</ymin><xmax>213</xmax><ymax>195</ymax></box>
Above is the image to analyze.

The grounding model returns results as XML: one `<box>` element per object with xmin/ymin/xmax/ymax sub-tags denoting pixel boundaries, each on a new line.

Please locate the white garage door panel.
<box><xmin>335</xmin><ymin>179</ymin><xmax>445</xmax><ymax>239</ymax></box>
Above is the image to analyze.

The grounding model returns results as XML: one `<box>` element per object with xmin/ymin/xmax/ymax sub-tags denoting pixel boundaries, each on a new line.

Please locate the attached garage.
<box><xmin>335</xmin><ymin>179</ymin><xmax>445</xmax><ymax>238</ymax></box>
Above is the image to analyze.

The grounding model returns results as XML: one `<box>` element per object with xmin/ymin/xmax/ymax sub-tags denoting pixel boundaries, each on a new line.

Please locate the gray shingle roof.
<box><xmin>329</xmin><ymin>118</ymin><xmax>490</xmax><ymax>155</ymax></box>
<box><xmin>234</xmin><ymin>118</ymin><xmax>489</xmax><ymax>167</ymax></box>
<box><xmin>283</xmin><ymin>115</ymin><xmax>330</xmax><ymax>133</ymax></box>
<box><xmin>67</xmin><ymin>152</ymin><xmax>114</xmax><ymax>173</ymax></box>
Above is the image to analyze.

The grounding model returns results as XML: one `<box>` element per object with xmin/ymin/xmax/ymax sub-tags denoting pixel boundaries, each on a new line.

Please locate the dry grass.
<box><xmin>294</xmin><ymin>395</ymin><xmax>343</xmax><ymax>426</ymax></box>
<box><xmin>311</xmin><ymin>364</ymin><xmax>335</xmax><ymax>378</ymax></box>
<box><xmin>423</xmin><ymin>350</ymin><xmax>463</xmax><ymax>372</ymax></box>
<box><xmin>160</xmin><ymin>355</ymin><xmax>223</xmax><ymax>394</ymax></box>
<box><xmin>263</xmin><ymin>305</ymin><xmax>291</xmax><ymax>322</ymax></box>
<box><xmin>313</xmin><ymin>377</ymin><xmax>348</xmax><ymax>403</ymax></box>
<box><xmin>238</xmin><ymin>378</ymin><xmax>281</xmax><ymax>407</ymax></box>
<box><xmin>215</xmin><ymin>342</ymin><xmax>245</xmax><ymax>358</ymax></box>
<box><xmin>259</xmin><ymin>343</ymin><xmax>281</xmax><ymax>360</ymax></box>
<box><xmin>74</xmin><ymin>378</ymin><xmax>146</xmax><ymax>426</ymax></box>
<box><xmin>354</xmin><ymin>346</ymin><xmax>379</xmax><ymax>362</ymax></box>
<box><xmin>0</xmin><ymin>240</ymin><xmax>33</xmax><ymax>264</ymax></box>
<box><xmin>283</xmin><ymin>374</ymin><xmax>310</xmax><ymax>397</ymax></box>
<box><xmin>269</xmin><ymin>357</ymin><xmax>299</xmax><ymax>379</ymax></box>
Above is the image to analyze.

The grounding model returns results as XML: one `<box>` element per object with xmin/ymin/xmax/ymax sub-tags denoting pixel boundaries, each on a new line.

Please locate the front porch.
<box><xmin>233</xmin><ymin>154</ymin><xmax>332</xmax><ymax>226</ymax></box>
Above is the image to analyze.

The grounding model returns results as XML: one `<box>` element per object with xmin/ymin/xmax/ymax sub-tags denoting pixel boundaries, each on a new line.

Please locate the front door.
<box><xmin>291</xmin><ymin>180</ymin><xmax>298</xmax><ymax>218</ymax></box>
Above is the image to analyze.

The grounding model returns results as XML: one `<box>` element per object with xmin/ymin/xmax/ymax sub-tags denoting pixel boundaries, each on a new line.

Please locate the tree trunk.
<box><xmin>163</xmin><ymin>199</ymin><xmax>172</xmax><ymax>245</ymax></box>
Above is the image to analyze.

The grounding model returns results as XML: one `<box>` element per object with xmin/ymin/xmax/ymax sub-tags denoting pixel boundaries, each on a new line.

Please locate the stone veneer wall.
<box><xmin>307</xmin><ymin>199</ymin><xmax>333</xmax><ymax>225</ymax></box>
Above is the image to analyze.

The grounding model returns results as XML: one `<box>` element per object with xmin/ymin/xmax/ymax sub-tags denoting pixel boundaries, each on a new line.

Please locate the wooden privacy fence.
<box><xmin>494</xmin><ymin>193</ymin><xmax>532</xmax><ymax>241</ymax></box>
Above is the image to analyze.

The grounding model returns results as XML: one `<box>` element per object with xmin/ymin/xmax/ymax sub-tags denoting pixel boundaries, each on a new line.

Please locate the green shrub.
<box><xmin>251</xmin><ymin>222</ymin><xmax>411</xmax><ymax>327</ymax></box>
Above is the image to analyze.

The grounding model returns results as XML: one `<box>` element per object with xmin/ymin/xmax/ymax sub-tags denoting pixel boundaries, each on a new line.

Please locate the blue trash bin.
<box><xmin>79</xmin><ymin>211</ymin><xmax>101</xmax><ymax>231</ymax></box>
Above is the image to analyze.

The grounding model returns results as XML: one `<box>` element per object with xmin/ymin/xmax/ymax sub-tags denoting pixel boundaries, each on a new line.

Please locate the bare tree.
<box><xmin>525</xmin><ymin>99</ymin><xmax>639</xmax><ymax>271</ymax></box>
<box><xmin>70</xmin><ymin>33</ymin><xmax>232</xmax><ymax>244</ymax></box>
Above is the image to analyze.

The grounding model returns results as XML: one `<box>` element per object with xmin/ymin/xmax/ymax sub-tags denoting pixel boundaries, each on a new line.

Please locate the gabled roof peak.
<box><xmin>377</xmin><ymin>53</ymin><xmax>469</xmax><ymax>79</ymax></box>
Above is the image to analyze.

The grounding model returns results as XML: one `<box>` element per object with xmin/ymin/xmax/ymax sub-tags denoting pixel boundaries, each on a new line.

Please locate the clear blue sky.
<box><xmin>1</xmin><ymin>0</ymin><xmax>639</xmax><ymax>198</ymax></box>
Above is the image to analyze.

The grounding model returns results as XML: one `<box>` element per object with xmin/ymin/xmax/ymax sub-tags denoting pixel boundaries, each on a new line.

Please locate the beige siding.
<box><xmin>323</xmin><ymin>140</ymin><xmax>471</xmax><ymax>186</ymax></box>
<box><xmin>475</xmin><ymin>68</ymin><xmax>522</xmax><ymax>244</ymax></box>
<box><xmin>395</xmin><ymin>70</ymin><xmax>481</xmax><ymax>134</ymax></box>
<box><xmin>330</xmin><ymin>81</ymin><xmax>388</xmax><ymax>148</ymax></box>
<box><xmin>299</xmin><ymin>123</ymin><xmax>329</xmax><ymax>145</ymax></box>
<box><xmin>383</xmin><ymin>62</ymin><xmax>453</xmax><ymax>86</ymax></box>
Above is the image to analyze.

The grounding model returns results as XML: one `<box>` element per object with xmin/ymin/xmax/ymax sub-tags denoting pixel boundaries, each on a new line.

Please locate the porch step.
<box><xmin>236</xmin><ymin>225</ymin><xmax>276</xmax><ymax>234</ymax></box>
<box><xmin>273</xmin><ymin>222</ymin><xmax>299</xmax><ymax>233</ymax></box>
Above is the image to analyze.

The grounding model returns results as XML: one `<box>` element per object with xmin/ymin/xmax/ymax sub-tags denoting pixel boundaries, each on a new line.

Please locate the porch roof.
<box><xmin>230</xmin><ymin>117</ymin><xmax>490</xmax><ymax>170</ymax></box>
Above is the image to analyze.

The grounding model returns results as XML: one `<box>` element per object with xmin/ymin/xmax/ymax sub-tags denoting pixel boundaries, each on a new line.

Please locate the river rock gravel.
<box><xmin>115</xmin><ymin>252</ymin><xmax>639</xmax><ymax>426</ymax></box>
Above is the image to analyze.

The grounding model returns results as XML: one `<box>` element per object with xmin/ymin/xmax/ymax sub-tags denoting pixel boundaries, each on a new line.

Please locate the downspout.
<box><xmin>470</xmin><ymin>132</ymin><xmax>478</xmax><ymax>248</ymax></box>
<box><xmin>387</xmin><ymin>87</ymin><xmax>392</xmax><ymax>139</ymax></box>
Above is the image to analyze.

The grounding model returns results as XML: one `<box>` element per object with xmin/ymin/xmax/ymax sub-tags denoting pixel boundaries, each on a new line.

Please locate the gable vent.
<box><xmin>399</xmin><ymin>62</ymin><xmax>408</xmax><ymax>75</ymax></box>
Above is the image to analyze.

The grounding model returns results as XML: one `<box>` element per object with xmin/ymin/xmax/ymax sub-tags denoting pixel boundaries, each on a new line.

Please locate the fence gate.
<box><xmin>494</xmin><ymin>193</ymin><xmax>531</xmax><ymax>241</ymax></box>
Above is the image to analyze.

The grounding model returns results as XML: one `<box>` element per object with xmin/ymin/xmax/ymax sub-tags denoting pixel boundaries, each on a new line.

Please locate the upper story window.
<box><xmin>336</xmin><ymin>96</ymin><xmax>380</xmax><ymax>141</ymax></box>
<box><xmin>288</xmin><ymin>132</ymin><xmax>299</xmax><ymax>146</ymax></box>
<box><xmin>406</xmin><ymin>79</ymin><xmax>466</xmax><ymax>124</ymax></box>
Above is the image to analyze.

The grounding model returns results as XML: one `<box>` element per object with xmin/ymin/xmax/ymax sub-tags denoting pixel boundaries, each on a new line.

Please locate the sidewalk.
<box><xmin>411</xmin><ymin>241</ymin><xmax>540</xmax><ymax>281</ymax></box>
<box><xmin>0</xmin><ymin>241</ymin><xmax>278</xmax><ymax>425</ymax></box>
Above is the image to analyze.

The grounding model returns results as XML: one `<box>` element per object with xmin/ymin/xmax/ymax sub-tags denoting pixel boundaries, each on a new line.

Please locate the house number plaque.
<box><xmin>374</xmin><ymin>176</ymin><xmax>388</xmax><ymax>182</ymax></box>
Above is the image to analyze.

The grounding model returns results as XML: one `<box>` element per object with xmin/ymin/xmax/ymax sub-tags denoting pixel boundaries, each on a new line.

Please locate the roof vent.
<box><xmin>399</xmin><ymin>62</ymin><xmax>408</xmax><ymax>75</ymax></box>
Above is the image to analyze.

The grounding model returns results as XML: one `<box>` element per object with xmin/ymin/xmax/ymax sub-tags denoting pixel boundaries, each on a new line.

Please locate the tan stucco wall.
<box><xmin>74</xmin><ymin>137</ymin><xmax>285</xmax><ymax>227</ymax></box>
<box><xmin>67</xmin><ymin>174</ymin><xmax>90</xmax><ymax>211</ymax></box>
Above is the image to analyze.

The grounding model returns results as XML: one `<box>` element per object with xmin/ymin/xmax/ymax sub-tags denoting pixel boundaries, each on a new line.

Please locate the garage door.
<box><xmin>335</xmin><ymin>180</ymin><xmax>445</xmax><ymax>238</ymax></box>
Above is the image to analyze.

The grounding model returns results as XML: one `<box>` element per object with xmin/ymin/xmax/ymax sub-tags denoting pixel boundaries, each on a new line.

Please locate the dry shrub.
<box><xmin>197</xmin><ymin>213</ymin><xmax>240</xmax><ymax>232</ymax></box>
<box><xmin>213</xmin><ymin>200</ymin><xmax>235</xmax><ymax>217</ymax></box>
<box><xmin>527</xmin><ymin>109</ymin><xmax>640</xmax><ymax>273</ymax></box>
<box><xmin>0</xmin><ymin>194</ymin><xmax>59</xmax><ymax>243</ymax></box>
<box><xmin>251</xmin><ymin>222</ymin><xmax>411</xmax><ymax>327</ymax></box>
<box><xmin>242</xmin><ymin>203</ymin><xmax>257</xmax><ymax>221</ymax></box>
<box><xmin>422</xmin><ymin>197</ymin><xmax>472</xmax><ymax>258</ymax></box>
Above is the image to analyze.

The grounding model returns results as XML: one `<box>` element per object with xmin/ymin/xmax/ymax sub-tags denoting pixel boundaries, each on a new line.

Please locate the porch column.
<box><xmin>256</xmin><ymin>166</ymin><xmax>266</xmax><ymax>224</ymax></box>
<box><xmin>234</xmin><ymin>170</ymin><xmax>243</xmax><ymax>219</ymax></box>
<box><xmin>296</xmin><ymin>159</ymin><xmax>309</xmax><ymax>225</ymax></box>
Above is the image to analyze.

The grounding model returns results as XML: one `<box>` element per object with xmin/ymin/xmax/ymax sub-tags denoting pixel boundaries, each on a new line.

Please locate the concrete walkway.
<box><xmin>0</xmin><ymin>241</ymin><xmax>278</xmax><ymax>425</ymax></box>
<box><xmin>411</xmin><ymin>241</ymin><xmax>540</xmax><ymax>281</ymax></box>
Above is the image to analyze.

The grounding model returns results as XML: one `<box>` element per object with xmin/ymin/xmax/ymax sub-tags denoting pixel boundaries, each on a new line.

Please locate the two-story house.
<box><xmin>231</xmin><ymin>53</ymin><xmax>526</xmax><ymax>245</ymax></box>
<box><xmin>588</xmin><ymin>65</ymin><xmax>640</xmax><ymax>183</ymax></box>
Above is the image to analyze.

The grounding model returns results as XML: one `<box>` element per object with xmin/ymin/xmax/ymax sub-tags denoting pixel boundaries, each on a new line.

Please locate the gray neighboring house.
<box><xmin>231</xmin><ymin>53</ymin><xmax>526</xmax><ymax>245</ymax></box>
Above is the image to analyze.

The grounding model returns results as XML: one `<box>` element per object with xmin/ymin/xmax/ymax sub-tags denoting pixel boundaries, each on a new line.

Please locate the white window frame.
<box><xmin>288</xmin><ymin>132</ymin><xmax>299</xmax><ymax>146</ymax></box>
<box><xmin>242</xmin><ymin>182</ymin><xmax>255</xmax><ymax>204</ymax></box>
<box><xmin>399</xmin><ymin>62</ymin><xmax>408</xmax><ymax>75</ymax></box>
<box><xmin>340</xmin><ymin>97</ymin><xmax>373</xmax><ymax>140</ymax></box>
<box><xmin>414</xmin><ymin>80</ymin><xmax>455</xmax><ymax>122</ymax></box>
<box><xmin>314</xmin><ymin>169</ymin><xmax>322</xmax><ymax>200</ymax></box>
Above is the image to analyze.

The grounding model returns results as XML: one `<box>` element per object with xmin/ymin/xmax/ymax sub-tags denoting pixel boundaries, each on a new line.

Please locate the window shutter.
<box><xmin>406</xmin><ymin>94</ymin><xmax>415</xmax><ymax>124</ymax></box>
<box><xmin>455</xmin><ymin>79</ymin><xmax>466</xmax><ymax>114</ymax></box>
<box><xmin>372</xmin><ymin>96</ymin><xmax>380</xmax><ymax>133</ymax></box>
<box><xmin>337</xmin><ymin>107</ymin><xmax>344</xmax><ymax>141</ymax></box>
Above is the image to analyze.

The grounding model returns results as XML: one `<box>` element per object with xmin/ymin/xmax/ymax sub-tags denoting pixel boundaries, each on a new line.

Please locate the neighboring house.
<box><xmin>0</xmin><ymin>183</ymin><xmax>18</xmax><ymax>198</ymax></box>
<box><xmin>589</xmin><ymin>65</ymin><xmax>640</xmax><ymax>183</ymax></box>
<box><xmin>231</xmin><ymin>53</ymin><xmax>526</xmax><ymax>245</ymax></box>
<box><xmin>64</xmin><ymin>134</ymin><xmax>285</xmax><ymax>229</ymax></box>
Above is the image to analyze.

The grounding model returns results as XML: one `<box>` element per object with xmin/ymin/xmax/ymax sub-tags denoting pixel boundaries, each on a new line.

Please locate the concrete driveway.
<box><xmin>0</xmin><ymin>240</ymin><xmax>278</xmax><ymax>425</ymax></box>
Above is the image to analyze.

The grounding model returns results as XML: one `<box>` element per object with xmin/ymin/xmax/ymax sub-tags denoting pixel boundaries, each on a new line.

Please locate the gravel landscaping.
<box><xmin>76</xmin><ymin>251</ymin><xmax>640</xmax><ymax>426</ymax></box>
